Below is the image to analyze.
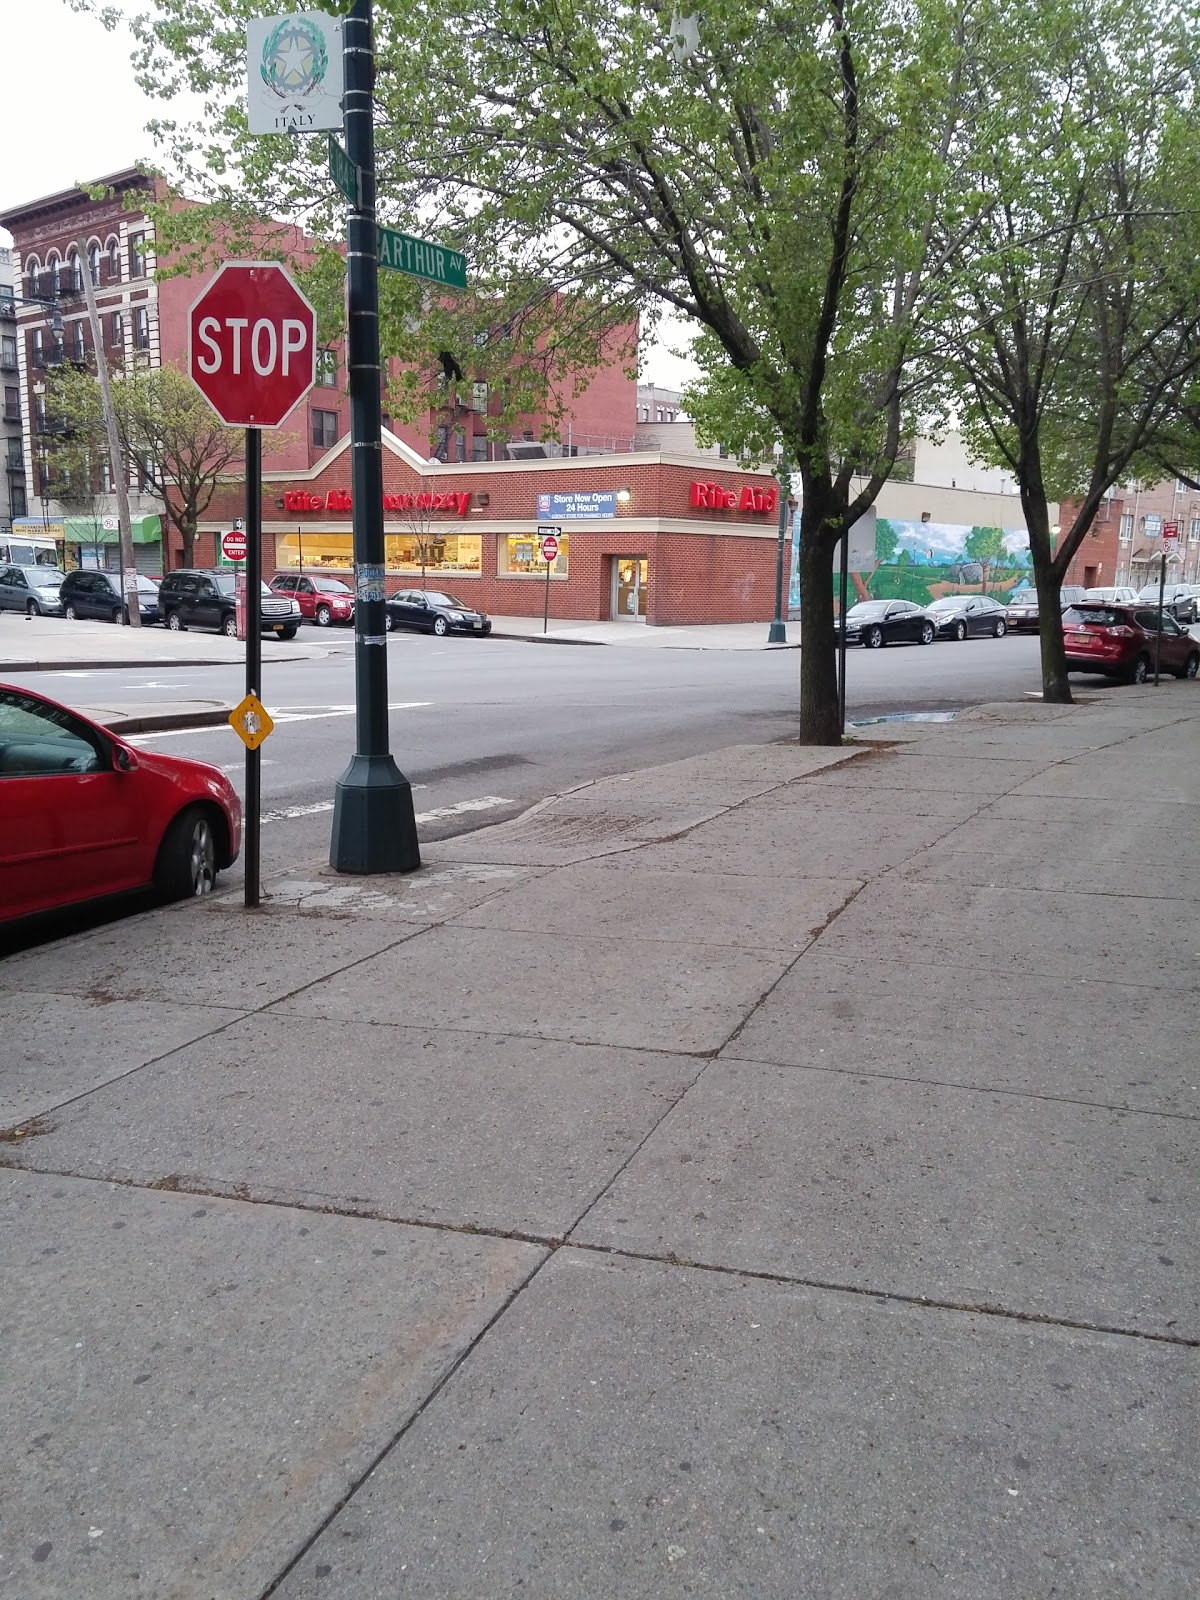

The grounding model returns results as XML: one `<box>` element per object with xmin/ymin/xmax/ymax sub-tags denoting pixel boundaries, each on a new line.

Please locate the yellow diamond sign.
<box><xmin>229</xmin><ymin>692</ymin><xmax>274</xmax><ymax>750</ymax></box>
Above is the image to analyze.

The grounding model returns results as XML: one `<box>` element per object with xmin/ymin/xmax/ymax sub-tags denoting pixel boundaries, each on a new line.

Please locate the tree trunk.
<box><xmin>181</xmin><ymin>520</ymin><xmax>196</xmax><ymax>568</ymax></box>
<box><xmin>1036</xmin><ymin>563</ymin><xmax>1072</xmax><ymax>702</ymax></box>
<box><xmin>797</xmin><ymin>503</ymin><xmax>842</xmax><ymax>745</ymax></box>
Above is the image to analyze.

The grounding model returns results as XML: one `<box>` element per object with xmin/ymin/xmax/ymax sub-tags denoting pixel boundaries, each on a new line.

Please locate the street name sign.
<box><xmin>328</xmin><ymin>134</ymin><xmax>360</xmax><ymax>206</ymax></box>
<box><xmin>188</xmin><ymin>262</ymin><xmax>317</xmax><ymax>428</ymax></box>
<box><xmin>377</xmin><ymin>226</ymin><xmax>467</xmax><ymax>290</ymax></box>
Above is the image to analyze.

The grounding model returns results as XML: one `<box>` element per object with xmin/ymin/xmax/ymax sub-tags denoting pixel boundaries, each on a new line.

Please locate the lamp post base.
<box><xmin>766</xmin><ymin>620</ymin><xmax>788</xmax><ymax>644</ymax></box>
<box><xmin>329</xmin><ymin>754</ymin><xmax>422</xmax><ymax>874</ymax></box>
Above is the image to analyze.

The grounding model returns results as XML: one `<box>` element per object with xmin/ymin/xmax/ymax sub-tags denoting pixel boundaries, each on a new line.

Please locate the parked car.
<box><xmin>834</xmin><ymin>599</ymin><xmax>935</xmax><ymax>648</ymax></box>
<box><xmin>1004</xmin><ymin>584</ymin><xmax>1087</xmax><ymax>632</ymax></box>
<box><xmin>0</xmin><ymin>681</ymin><xmax>241</xmax><ymax>925</ymax></box>
<box><xmin>925</xmin><ymin>594</ymin><xmax>1010</xmax><ymax>640</ymax></box>
<box><xmin>1084</xmin><ymin>586</ymin><xmax>1139</xmax><ymax>605</ymax></box>
<box><xmin>1062</xmin><ymin>602</ymin><xmax>1200</xmax><ymax>683</ymax></box>
<box><xmin>270</xmin><ymin>572</ymin><xmax>355</xmax><ymax>626</ymax></box>
<box><xmin>384</xmin><ymin>589</ymin><xmax>492</xmax><ymax>636</ymax></box>
<box><xmin>59</xmin><ymin>569</ymin><xmax>160</xmax><ymax>625</ymax></box>
<box><xmin>0</xmin><ymin>565</ymin><xmax>66</xmax><ymax>616</ymax></box>
<box><xmin>1134</xmin><ymin>581</ymin><xmax>1198</xmax><ymax>624</ymax></box>
<box><xmin>157</xmin><ymin>570</ymin><xmax>301</xmax><ymax>638</ymax></box>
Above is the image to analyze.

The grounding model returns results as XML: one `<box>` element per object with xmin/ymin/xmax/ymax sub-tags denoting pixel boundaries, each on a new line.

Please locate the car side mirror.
<box><xmin>113</xmin><ymin>743</ymin><xmax>138</xmax><ymax>772</ymax></box>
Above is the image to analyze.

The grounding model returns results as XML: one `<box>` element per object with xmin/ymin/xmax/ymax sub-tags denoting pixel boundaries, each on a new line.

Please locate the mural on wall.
<box><xmin>789</xmin><ymin>515</ymin><xmax>1031</xmax><ymax>612</ymax></box>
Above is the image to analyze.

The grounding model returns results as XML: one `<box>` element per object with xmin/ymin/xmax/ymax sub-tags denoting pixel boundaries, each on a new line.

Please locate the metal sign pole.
<box><xmin>329</xmin><ymin>0</ymin><xmax>420</xmax><ymax>874</ymax></box>
<box><xmin>837</xmin><ymin>531</ymin><xmax>849</xmax><ymax>735</ymax></box>
<box><xmin>245</xmin><ymin>426</ymin><xmax>262</xmax><ymax>908</ymax></box>
<box><xmin>1154</xmin><ymin>550</ymin><xmax>1166</xmax><ymax>686</ymax></box>
<box><xmin>543</xmin><ymin>549</ymin><xmax>552</xmax><ymax>634</ymax></box>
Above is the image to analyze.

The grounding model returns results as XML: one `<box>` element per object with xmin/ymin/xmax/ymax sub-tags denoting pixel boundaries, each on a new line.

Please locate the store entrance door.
<box><xmin>612</xmin><ymin>557</ymin><xmax>649</xmax><ymax>621</ymax></box>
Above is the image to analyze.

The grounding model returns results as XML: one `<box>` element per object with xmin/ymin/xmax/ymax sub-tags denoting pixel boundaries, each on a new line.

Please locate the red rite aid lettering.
<box><xmin>690</xmin><ymin>480</ymin><xmax>777</xmax><ymax>514</ymax></box>
<box><xmin>282</xmin><ymin>488</ymin><xmax>473</xmax><ymax>515</ymax></box>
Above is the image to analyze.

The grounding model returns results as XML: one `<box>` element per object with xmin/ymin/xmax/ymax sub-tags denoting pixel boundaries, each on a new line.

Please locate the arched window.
<box><xmin>46</xmin><ymin>253</ymin><xmax>61</xmax><ymax>296</ymax></box>
<box><xmin>66</xmin><ymin>250</ymin><xmax>81</xmax><ymax>294</ymax></box>
<box><xmin>106</xmin><ymin>237</ymin><xmax>120</xmax><ymax>282</ymax></box>
<box><xmin>26</xmin><ymin>257</ymin><xmax>41</xmax><ymax>295</ymax></box>
<box><xmin>88</xmin><ymin>242</ymin><xmax>101</xmax><ymax>286</ymax></box>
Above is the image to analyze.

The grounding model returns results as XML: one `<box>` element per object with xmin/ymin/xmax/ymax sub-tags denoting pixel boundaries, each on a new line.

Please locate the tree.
<box><xmin>937</xmin><ymin>0</ymin><xmax>1200</xmax><ymax>700</ymax></box>
<box><xmin>875</xmin><ymin>518</ymin><xmax>900</xmax><ymax>566</ymax></box>
<box><xmin>81</xmin><ymin>0</ymin><xmax>970</xmax><ymax>744</ymax></box>
<box><xmin>963</xmin><ymin>526</ymin><xmax>1005</xmax><ymax>593</ymax></box>
<box><xmin>392</xmin><ymin>498</ymin><xmax>467</xmax><ymax>591</ymax></box>
<box><xmin>50</xmin><ymin>364</ymin><xmax>242</xmax><ymax>568</ymax></box>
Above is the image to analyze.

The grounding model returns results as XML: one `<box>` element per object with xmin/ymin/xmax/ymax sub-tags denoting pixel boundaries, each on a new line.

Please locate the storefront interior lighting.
<box><xmin>616</xmin><ymin>487</ymin><xmax>632</xmax><ymax>503</ymax></box>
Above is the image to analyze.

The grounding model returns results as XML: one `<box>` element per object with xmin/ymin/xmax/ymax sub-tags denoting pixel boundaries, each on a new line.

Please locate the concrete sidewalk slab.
<box><xmin>1</xmin><ymin>612</ymin><xmax>327</xmax><ymax>670</ymax></box>
<box><xmin>2</xmin><ymin>1172</ymin><xmax>541</xmax><ymax>1600</ymax></box>
<box><xmin>724</xmin><ymin>950</ymin><xmax>1200</xmax><ymax>1116</ymax></box>
<box><xmin>82</xmin><ymin>699</ymin><xmax>232</xmax><ymax>735</ymax></box>
<box><xmin>0</xmin><ymin>899</ymin><xmax>425</xmax><ymax>1010</ymax></box>
<box><xmin>488</xmin><ymin>615</ymin><xmax>800</xmax><ymax>650</ymax></box>
<box><xmin>450</xmin><ymin>859</ymin><xmax>861</xmax><ymax>952</ymax></box>
<box><xmin>572</xmin><ymin>1057</ymin><xmax>1198</xmax><ymax>1338</ymax></box>
<box><xmin>270</xmin><ymin>1250</ymin><xmax>1198</xmax><ymax>1600</ymax></box>
<box><xmin>7</xmin><ymin>1018</ymin><xmax>699</xmax><ymax>1239</ymax></box>
<box><xmin>233</xmin><ymin>860</ymin><xmax>547</xmax><ymax>921</ymax></box>
<box><xmin>817</xmin><ymin>877</ymin><xmax>1200</xmax><ymax>989</ymax></box>
<box><xmin>0</xmin><ymin>992</ymin><xmax>244</xmax><ymax>1129</ymax></box>
<box><xmin>426</xmin><ymin>798</ymin><xmax>730</xmax><ymax>867</ymax></box>
<box><xmin>562</xmin><ymin>741</ymin><xmax>861</xmax><ymax>806</ymax></box>
<box><xmin>276</xmin><ymin>923</ymin><xmax>795</xmax><ymax>1054</ymax></box>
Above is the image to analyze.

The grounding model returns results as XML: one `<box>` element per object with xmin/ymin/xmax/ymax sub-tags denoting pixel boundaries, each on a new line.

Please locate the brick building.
<box><xmin>194</xmin><ymin>434</ymin><xmax>786</xmax><ymax>625</ymax></box>
<box><xmin>1059</xmin><ymin>483</ymin><xmax>1200</xmax><ymax>593</ymax></box>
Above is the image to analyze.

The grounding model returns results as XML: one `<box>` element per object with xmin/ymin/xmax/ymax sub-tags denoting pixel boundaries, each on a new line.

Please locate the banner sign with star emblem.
<box><xmin>247</xmin><ymin>12</ymin><xmax>344</xmax><ymax>135</ymax></box>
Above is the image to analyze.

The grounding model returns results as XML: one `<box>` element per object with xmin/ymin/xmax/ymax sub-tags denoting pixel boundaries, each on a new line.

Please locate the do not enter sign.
<box><xmin>540</xmin><ymin>533</ymin><xmax>559</xmax><ymax>563</ymax></box>
<box><xmin>188</xmin><ymin>261</ymin><xmax>317</xmax><ymax>428</ymax></box>
<box><xmin>222</xmin><ymin>529</ymin><xmax>247</xmax><ymax>562</ymax></box>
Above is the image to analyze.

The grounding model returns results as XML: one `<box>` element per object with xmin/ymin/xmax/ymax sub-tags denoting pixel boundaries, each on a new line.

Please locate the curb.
<box><xmin>1</xmin><ymin>658</ymin><xmax>232</xmax><ymax>674</ymax></box>
<box><xmin>99</xmin><ymin>707</ymin><xmax>232</xmax><ymax>736</ymax></box>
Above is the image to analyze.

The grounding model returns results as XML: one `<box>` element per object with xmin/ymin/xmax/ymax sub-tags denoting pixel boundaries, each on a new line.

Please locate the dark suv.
<box><xmin>157</xmin><ymin>570</ymin><xmax>301</xmax><ymax>638</ymax></box>
<box><xmin>59</xmin><ymin>569</ymin><xmax>160</xmax><ymax>625</ymax></box>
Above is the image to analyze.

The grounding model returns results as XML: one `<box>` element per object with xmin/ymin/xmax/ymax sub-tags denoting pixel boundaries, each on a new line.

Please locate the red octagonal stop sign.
<box><xmin>188</xmin><ymin>261</ymin><xmax>317</xmax><ymax>428</ymax></box>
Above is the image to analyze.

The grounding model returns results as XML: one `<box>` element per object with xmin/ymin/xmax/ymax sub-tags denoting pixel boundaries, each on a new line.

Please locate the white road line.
<box><xmin>260</xmin><ymin>793</ymin><xmax>512</xmax><ymax>828</ymax></box>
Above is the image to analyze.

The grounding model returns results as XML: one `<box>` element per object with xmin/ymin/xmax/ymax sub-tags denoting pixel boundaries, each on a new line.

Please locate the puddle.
<box><xmin>849</xmin><ymin>711</ymin><xmax>959</xmax><ymax>727</ymax></box>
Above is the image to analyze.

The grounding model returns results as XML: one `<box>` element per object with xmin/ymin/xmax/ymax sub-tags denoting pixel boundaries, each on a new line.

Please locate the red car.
<box><xmin>269</xmin><ymin>573</ymin><xmax>355</xmax><ymax>626</ymax></box>
<box><xmin>1</xmin><ymin>682</ymin><xmax>241</xmax><ymax>925</ymax></box>
<box><xmin>1063</xmin><ymin>603</ymin><xmax>1200</xmax><ymax>684</ymax></box>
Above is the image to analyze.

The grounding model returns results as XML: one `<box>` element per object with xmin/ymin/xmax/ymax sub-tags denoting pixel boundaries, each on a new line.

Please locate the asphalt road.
<box><xmin>26</xmin><ymin>626</ymin><xmax>1065</xmax><ymax>891</ymax></box>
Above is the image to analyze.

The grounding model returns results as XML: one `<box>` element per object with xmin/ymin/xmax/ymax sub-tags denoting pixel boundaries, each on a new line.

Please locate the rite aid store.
<box><xmin>194</xmin><ymin>432</ymin><xmax>786</xmax><ymax>626</ymax></box>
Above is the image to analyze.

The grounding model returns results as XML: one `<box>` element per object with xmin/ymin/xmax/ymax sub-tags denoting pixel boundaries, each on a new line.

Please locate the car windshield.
<box><xmin>426</xmin><ymin>592</ymin><xmax>472</xmax><ymax>608</ymax></box>
<box><xmin>846</xmin><ymin>602</ymin><xmax>889</xmax><ymax>619</ymax></box>
<box><xmin>27</xmin><ymin>568</ymin><xmax>63</xmax><ymax>588</ymax></box>
<box><xmin>927</xmin><ymin>598</ymin><xmax>963</xmax><ymax>611</ymax></box>
<box><xmin>214</xmin><ymin>575</ymin><xmax>276</xmax><ymax>598</ymax></box>
<box><xmin>135</xmin><ymin>576</ymin><xmax>159</xmax><ymax>594</ymax></box>
<box><xmin>1136</xmin><ymin>584</ymin><xmax>1166</xmax><ymax>601</ymax></box>
<box><xmin>1010</xmin><ymin>591</ymin><xmax>1036</xmax><ymax>605</ymax></box>
<box><xmin>1064</xmin><ymin>607</ymin><xmax>1124</xmax><ymax>626</ymax></box>
<box><xmin>313</xmin><ymin>578</ymin><xmax>351</xmax><ymax>594</ymax></box>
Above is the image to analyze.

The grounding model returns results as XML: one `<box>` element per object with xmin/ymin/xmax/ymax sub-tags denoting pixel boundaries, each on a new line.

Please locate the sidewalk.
<box><xmin>1</xmin><ymin>685</ymin><xmax>1196</xmax><ymax>1598</ymax></box>
<box><xmin>0</xmin><ymin>612</ymin><xmax>329</xmax><ymax>671</ymax></box>
<box><xmin>489</xmin><ymin>612</ymin><xmax>800</xmax><ymax>647</ymax></box>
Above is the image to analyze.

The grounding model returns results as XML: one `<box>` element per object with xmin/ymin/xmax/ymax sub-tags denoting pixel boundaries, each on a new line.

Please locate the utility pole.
<box><xmin>77</xmin><ymin>239</ymin><xmax>140</xmax><ymax>624</ymax></box>
<box><xmin>329</xmin><ymin>0</ymin><xmax>421</xmax><ymax>873</ymax></box>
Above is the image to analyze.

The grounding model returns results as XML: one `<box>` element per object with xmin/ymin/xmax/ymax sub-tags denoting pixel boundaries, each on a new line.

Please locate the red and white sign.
<box><xmin>188</xmin><ymin>261</ymin><xmax>317</xmax><ymax>428</ymax></box>
<box><xmin>1163</xmin><ymin>521</ymin><xmax>1179</xmax><ymax>543</ymax></box>
<box><xmin>222</xmin><ymin>529</ymin><xmax>247</xmax><ymax>562</ymax></box>
<box><xmin>690</xmin><ymin>479</ymin><xmax>777</xmax><ymax>514</ymax></box>
<box><xmin>540</xmin><ymin>533</ymin><xmax>559</xmax><ymax>563</ymax></box>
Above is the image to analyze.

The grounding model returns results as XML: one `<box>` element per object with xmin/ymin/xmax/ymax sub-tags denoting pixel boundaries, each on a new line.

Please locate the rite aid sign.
<box><xmin>188</xmin><ymin>262</ymin><xmax>317</xmax><ymax>428</ymax></box>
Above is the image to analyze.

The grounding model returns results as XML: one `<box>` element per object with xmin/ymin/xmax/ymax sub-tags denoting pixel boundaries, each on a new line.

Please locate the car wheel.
<box><xmin>432</xmin><ymin>614</ymin><xmax>449</xmax><ymax>637</ymax></box>
<box><xmin>1182</xmin><ymin>652</ymin><xmax>1199</xmax><ymax>680</ymax></box>
<box><xmin>994</xmin><ymin>619</ymin><xmax>1007</xmax><ymax>637</ymax></box>
<box><xmin>384</xmin><ymin>610</ymin><xmax>395</xmax><ymax>632</ymax></box>
<box><xmin>64</xmin><ymin>602</ymin><xmax>79</xmax><ymax>621</ymax></box>
<box><xmin>25</xmin><ymin>600</ymin><xmax>40</xmax><ymax>617</ymax></box>
<box><xmin>1130</xmin><ymin>654</ymin><xmax>1150</xmax><ymax>684</ymax></box>
<box><xmin>165</xmin><ymin>609</ymin><xmax>183</xmax><ymax>631</ymax></box>
<box><xmin>954</xmin><ymin>620</ymin><xmax>967</xmax><ymax>641</ymax></box>
<box><xmin>278</xmin><ymin>625</ymin><xmax>298</xmax><ymax>640</ymax></box>
<box><xmin>865</xmin><ymin>625</ymin><xmax>884</xmax><ymax>649</ymax></box>
<box><xmin>112</xmin><ymin>606</ymin><xmax>125</xmax><ymax>625</ymax></box>
<box><xmin>919</xmin><ymin>621</ymin><xmax>935</xmax><ymax>645</ymax></box>
<box><xmin>221</xmin><ymin>612</ymin><xmax>238</xmax><ymax>638</ymax></box>
<box><xmin>155</xmin><ymin>805</ymin><xmax>218</xmax><ymax>900</ymax></box>
<box><xmin>315</xmin><ymin>604</ymin><xmax>332</xmax><ymax>627</ymax></box>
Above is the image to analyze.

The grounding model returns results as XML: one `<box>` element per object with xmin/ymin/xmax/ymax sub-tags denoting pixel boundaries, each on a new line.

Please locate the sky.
<box><xmin>1</xmin><ymin>0</ymin><xmax>698</xmax><ymax>389</ymax></box>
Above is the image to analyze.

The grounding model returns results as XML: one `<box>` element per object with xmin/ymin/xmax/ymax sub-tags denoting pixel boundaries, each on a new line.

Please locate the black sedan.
<box><xmin>835</xmin><ymin>599</ymin><xmax>935</xmax><ymax>648</ymax></box>
<box><xmin>925</xmin><ymin>593</ymin><xmax>1010</xmax><ymax>640</ymax></box>
<box><xmin>384</xmin><ymin>588</ymin><xmax>491</xmax><ymax>637</ymax></box>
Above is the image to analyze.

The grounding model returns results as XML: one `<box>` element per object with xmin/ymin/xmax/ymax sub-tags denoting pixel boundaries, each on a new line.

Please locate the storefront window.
<box><xmin>499</xmin><ymin>532</ymin><xmax>569</xmax><ymax>576</ymax></box>
<box><xmin>384</xmin><ymin>531</ymin><xmax>481</xmax><ymax>573</ymax></box>
<box><xmin>276</xmin><ymin>530</ymin><xmax>482</xmax><ymax>574</ymax></box>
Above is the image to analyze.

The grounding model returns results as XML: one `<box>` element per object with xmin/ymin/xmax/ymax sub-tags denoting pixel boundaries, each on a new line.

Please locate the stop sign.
<box><xmin>188</xmin><ymin>261</ymin><xmax>317</xmax><ymax>428</ymax></box>
<box><xmin>222</xmin><ymin>529</ymin><xmax>247</xmax><ymax>562</ymax></box>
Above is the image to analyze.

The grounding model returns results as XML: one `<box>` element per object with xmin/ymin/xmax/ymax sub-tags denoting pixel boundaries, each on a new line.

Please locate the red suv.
<box><xmin>270</xmin><ymin>573</ymin><xmax>355</xmax><ymax>626</ymax></box>
<box><xmin>1063</xmin><ymin>603</ymin><xmax>1200</xmax><ymax>683</ymax></box>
